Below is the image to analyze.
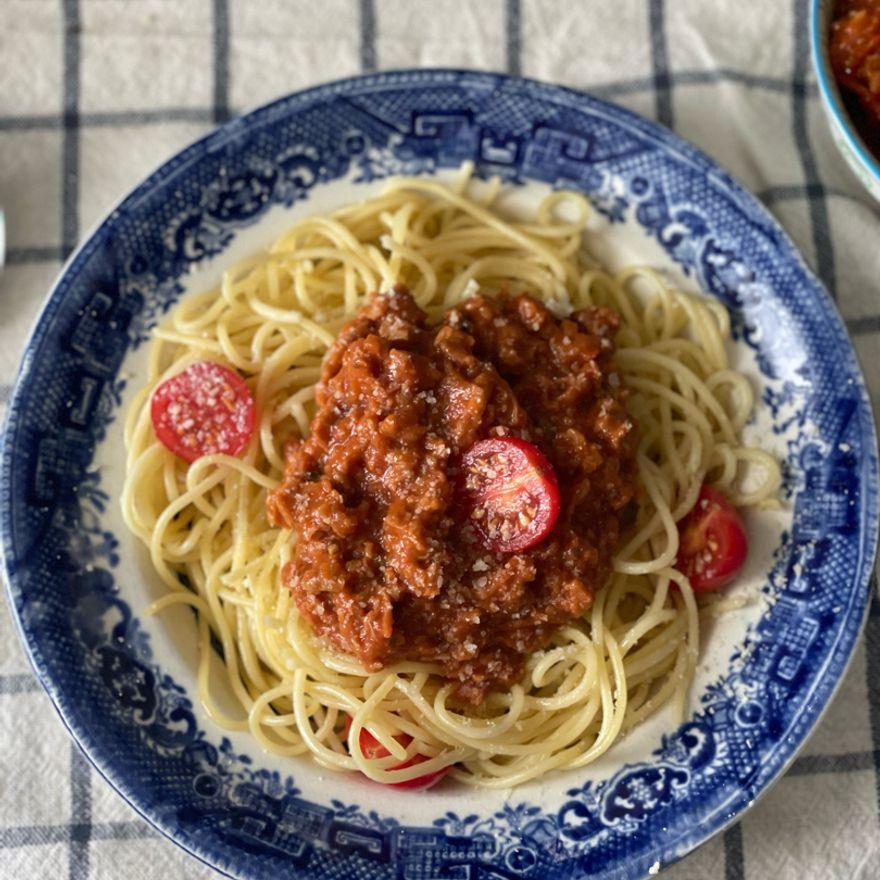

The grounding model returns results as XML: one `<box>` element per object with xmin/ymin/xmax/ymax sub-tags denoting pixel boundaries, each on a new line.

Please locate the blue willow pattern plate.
<box><xmin>1</xmin><ymin>71</ymin><xmax>877</xmax><ymax>880</ymax></box>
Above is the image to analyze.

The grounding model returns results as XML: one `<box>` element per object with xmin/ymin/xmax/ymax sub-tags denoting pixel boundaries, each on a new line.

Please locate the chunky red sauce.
<box><xmin>831</xmin><ymin>0</ymin><xmax>880</xmax><ymax>156</ymax></box>
<box><xmin>267</xmin><ymin>288</ymin><xmax>638</xmax><ymax>704</ymax></box>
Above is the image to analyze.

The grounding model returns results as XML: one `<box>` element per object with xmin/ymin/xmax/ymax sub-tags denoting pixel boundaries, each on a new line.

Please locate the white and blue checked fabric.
<box><xmin>1</xmin><ymin>2</ymin><xmax>878</xmax><ymax>878</ymax></box>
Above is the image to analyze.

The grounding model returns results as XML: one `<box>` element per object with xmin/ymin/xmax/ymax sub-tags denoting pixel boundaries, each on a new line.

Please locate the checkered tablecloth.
<box><xmin>1</xmin><ymin>1</ymin><xmax>879</xmax><ymax>878</ymax></box>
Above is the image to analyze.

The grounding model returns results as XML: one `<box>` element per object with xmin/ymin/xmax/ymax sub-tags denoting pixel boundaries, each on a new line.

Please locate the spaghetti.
<box><xmin>121</xmin><ymin>166</ymin><xmax>780</xmax><ymax>788</ymax></box>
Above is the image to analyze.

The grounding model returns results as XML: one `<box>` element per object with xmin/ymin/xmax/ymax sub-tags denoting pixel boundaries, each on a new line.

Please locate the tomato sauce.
<box><xmin>830</xmin><ymin>0</ymin><xmax>880</xmax><ymax>157</ymax></box>
<box><xmin>267</xmin><ymin>287</ymin><xmax>638</xmax><ymax>704</ymax></box>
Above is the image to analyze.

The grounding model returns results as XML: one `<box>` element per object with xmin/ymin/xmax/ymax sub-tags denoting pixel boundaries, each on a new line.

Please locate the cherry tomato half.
<box><xmin>676</xmin><ymin>485</ymin><xmax>748</xmax><ymax>593</ymax></box>
<box><xmin>150</xmin><ymin>361</ymin><xmax>255</xmax><ymax>463</ymax></box>
<box><xmin>458</xmin><ymin>436</ymin><xmax>560</xmax><ymax>554</ymax></box>
<box><xmin>344</xmin><ymin>716</ymin><xmax>449</xmax><ymax>790</ymax></box>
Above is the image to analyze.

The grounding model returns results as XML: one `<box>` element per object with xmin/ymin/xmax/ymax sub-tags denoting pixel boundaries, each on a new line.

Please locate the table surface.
<box><xmin>1</xmin><ymin>1</ymin><xmax>879</xmax><ymax>878</ymax></box>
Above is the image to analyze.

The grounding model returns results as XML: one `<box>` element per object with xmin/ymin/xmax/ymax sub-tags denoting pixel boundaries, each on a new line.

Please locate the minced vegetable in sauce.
<box><xmin>267</xmin><ymin>287</ymin><xmax>638</xmax><ymax>704</ymax></box>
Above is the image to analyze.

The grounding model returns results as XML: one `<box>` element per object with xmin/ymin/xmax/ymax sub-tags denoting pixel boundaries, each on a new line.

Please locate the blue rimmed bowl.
<box><xmin>1</xmin><ymin>70</ymin><xmax>878</xmax><ymax>880</ymax></box>
<box><xmin>812</xmin><ymin>0</ymin><xmax>880</xmax><ymax>200</ymax></box>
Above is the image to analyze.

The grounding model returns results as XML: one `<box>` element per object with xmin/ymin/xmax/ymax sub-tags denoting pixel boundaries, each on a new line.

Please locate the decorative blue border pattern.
<box><xmin>1</xmin><ymin>71</ymin><xmax>877</xmax><ymax>880</ymax></box>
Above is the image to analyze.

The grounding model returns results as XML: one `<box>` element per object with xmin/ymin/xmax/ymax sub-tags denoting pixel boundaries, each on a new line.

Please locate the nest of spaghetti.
<box><xmin>122</xmin><ymin>168</ymin><xmax>780</xmax><ymax>788</ymax></box>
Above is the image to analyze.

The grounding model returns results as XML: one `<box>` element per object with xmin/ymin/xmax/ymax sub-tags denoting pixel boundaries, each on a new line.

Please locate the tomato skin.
<box><xmin>344</xmin><ymin>716</ymin><xmax>449</xmax><ymax>790</ymax></box>
<box><xmin>676</xmin><ymin>485</ymin><xmax>748</xmax><ymax>593</ymax></box>
<box><xmin>458</xmin><ymin>436</ymin><xmax>561</xmax><ymax>554</ymax></box>
<box><xmin>150</xmin><ymin>361</ymin><xmax>255</xmax><ymax>463</ymax></box>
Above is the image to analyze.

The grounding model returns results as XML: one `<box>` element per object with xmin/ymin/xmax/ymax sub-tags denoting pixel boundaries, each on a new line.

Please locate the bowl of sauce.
<box><xmin>813</xmin><ymin>0</ymin><xmax>880</xmax><ymax>199</ymax></box>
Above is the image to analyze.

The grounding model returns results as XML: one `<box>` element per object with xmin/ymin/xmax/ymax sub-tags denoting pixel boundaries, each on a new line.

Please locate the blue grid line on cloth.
<box><xmin>506</xmin><ymin>0</ymin><xmax>521</xmax><ymax>77</ymax></box>
<box><xmin>792</xmin><ymin>0</ymin><xmax>837</xmax><ymax>297</ymax></box>
<box><xmin>89</xmin><ymin>822</ymin><xmax>155</xmax><ymax>843</ymax></box>
<box><xmin>1</xmin><ymin>826</ymin><xmax>73</xmax><ymax>849</ymax></box>
<box><xmin>78</xmin><ymin>108</ymin><xmax>216</xmax><ymax>126</ymax></box>
<box><xmin>59</xmin><ymin>2</ymin><xmax>92</xmax><ymax>877</ymax></box>
<box><xmin>69</xmin><ymin>746</ymin><xmax>92</xmax><ymax>880</ymax></box>
<box><xmin>0</xmin><ymin>109</ymin><xmax>216</xmax><ymax>131</ymax></box>
<box><xmin>724</xmin><ymin>823</ymin><xmax>745</xmax><ymax>880</ymax></box>
<box><xmin>672</xmin><ymin>68</ymin><xmax>819</xmax><ymax>94</ymax></box>
<box><xmin>788</xmin><ymin>751</ymin><xmax>879</xmax><ymax>776</ymax></box>
<box><xmin>846</xmin><ymin>315</ymin><xmax>880</xmax><ymax>335</ymax></box>
<box><xmin>213</xmin><ymin>0</ymin><xmax>230</xmax><ymax>124</ymax></box>
<box><xmin>61</xmin><ymin>0</ymin><xmax>79</xmax><ymax>261</ymax></box>
<box><xmin>0</xmin><ymin>114</ymin><xmax>59</xmax><ymax>131</ymax></box>
<box><xmin>0</xmin><ymin>823</ymin><xmax>154</xmax><ymax>850</ymax></box>
<box><xmin>760</xmin><ymin>183</ymin><xmax>880</xmax><ymax>222</ymax></box>
<box><xmin>360</xmin><ymin>0</ymin><xmax>377</xmax><ymax>73</ymax></box>
<box><xmin>648</xmin><ymin>0</ymin><xmax>673</xmax><ymax>128</ymax></box>
<box><xmin>866</xmin><ymin>592</ymin><xmax>880</xmax><ymax>821</ymax></box>
<box><xmin>588</xmin><ymin>69</ymin><xmax>820</xmax><ymax>100</ymax></box>
<box><xmin>0</xmin><ymin>673</ymin><xmax>41</xmax><ymax>695</ymax></box>
<box><xmin>5</xmin><ymin>246</ymin><xmax>66</xmax><ymax>264</ymax></box>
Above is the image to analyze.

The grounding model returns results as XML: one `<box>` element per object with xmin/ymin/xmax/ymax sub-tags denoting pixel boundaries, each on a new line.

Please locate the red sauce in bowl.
<box><xmin>267</xmin><ymin>288</ymin><xmax>638</xmax><ymax>704</ymax></box>
<box><xmin>830</xmin><ymin>0</ymin><xmax>880</xmax><ymax>157</ymax></box>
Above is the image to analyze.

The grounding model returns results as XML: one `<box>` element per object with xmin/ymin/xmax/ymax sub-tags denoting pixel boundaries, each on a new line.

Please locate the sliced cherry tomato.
<box><xmin>150</xmin><ymin>361</ymin><xmax>255</xmax><ymax>463</ymax></box>
<box><xmin>676</xmin><ymin>485</ymin><xmax>748</xmax><ymax>593</ymax></box>
<box><xmin>344</xmin><ymin>716</ymin><xmax>449</xmax><ymax>790</ymax></box>
<box><xmin>458</xmin><ymin>436</ymin><xmax>560</xmax><ymax>554</ymax></box>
